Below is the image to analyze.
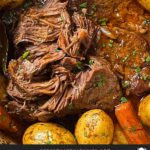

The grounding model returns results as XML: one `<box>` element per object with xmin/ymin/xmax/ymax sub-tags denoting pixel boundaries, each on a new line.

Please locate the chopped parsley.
<box><xmin>46</xmin><ymin>131</ymin><xmax>52</xmax><ymax>144</ymax></box>
<box><xmin>132</xmin><ymin>50</ymin><xmax>137</xmax><ymax>56</ymax></box>
<box><xmin>108</xmin><ymin>39</ymin><xmax>114</xmax><ymax>48</ymax></box>
<box><xmin>89</xmin><ymin>59</ymin><xmax>94</xmax><ymax>66</ymax></box>
<box><xmin>146</xmin><ymin>56</ymin><xmax>150</xmax><ymax>62</ymax></box>
<box><xmin>122</xmin><ymin>81</ymin><xmax>130</xmax><ymax>88</ymax></box>
<box><xmin>91</xmin><ymin>4</ymin><xmax>97</xmax><ymax>11</ymax></box>
<box><xmin>60</xmin><ymin>16</ymin><xmax>64</xmax><ymax>22</ymax></box>
<box><xmin>115</xmin><ymin>54</ymin><xmax>119</xmax><ymax>59</ymax></box>
<box><xmin>140</xmin><ymin>75</ymin><xmax>149</xmax><ymax>81</ymax></box>
<box><xmin>94</xmin><ymin>74</ymin><xmax>106</xmax><ymax>88</ymax></box>
<box><xmin>79</xmin><ymin>2</ymin><xmax>88</xmax><ymax>8</ymax></box>
<box><xmin>120</xmin><ymin>97</ymin><xmax>128</xmax><ymax>103</ymax></box>
<box><xmin>143</xmin><ymin>19</ymin><xmax>150</xmax><ymax>25</ymax></box>
<box><xmin>55</xmin><ymin>48</ymin><xmax>61</xmax><ymax>52</ymax></box>
<box><xmin>143</xmin><ymin>75</ymin><xmax>149</xmax><ymax>81</ymax></box>
<box><xmin>98</xmin><ymin>18</ymin><xmax>108</xmax><ymax>26</ymax></box>
<box><xmin>130</xmin><ymin>126</ymin><xmax>137</xmax><ymax>133</ymax></box>
<box><xmin>84</xmin><ymin>130</ymin><xmax>88</xmax><ymax>137</ymax></box>
<box><xmin>135</xmin><ymin>67</ymin><xmax>141</xmax><ymax>74</ymax></box>
<box><xmin>22</xmin><ymin>51</ymin><xmax>30</xmax><ymax>59</ymax></box>
<box><xmin>122</xmin><ymin>55</ymin><xmax>129</xmax><ymax>63</ymax></box>
<box><xmin>102</xmin><ymin>43</ymin><xmax>106</xmax><ymax>48</ymax></box>
<box><xmin>46</xmin><ymin>141</ymin><xmax>52</xmax><ymax>144</ymax></box>
<box><xmin>76</xmin><ymin>61</ymin><xmax>84</xmax><ymax>70</ymax></box>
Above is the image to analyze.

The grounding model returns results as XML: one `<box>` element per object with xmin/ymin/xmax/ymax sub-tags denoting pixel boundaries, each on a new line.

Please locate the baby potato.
<box><xmin>75</xmin><ymin>109</ymin><xmax>114</xmax><ymax>144</ymax></box>
<box><xmin>137</xmin><ymin>0</ymin><xmax>150</xmax><ymax>12</ymax></box>
<box><xmin>23</xmin><ymin>122</ymin><xmax>77</xmax><ymax>144</ymax></box>
<box><xmin>0</xmin><ymin>0</ymin><xmax>25</xmax><ymax>9</ymax></box>
<box><xmin>138</xmin><ymin>95</ymin><xmax>150</xmax><ymax>127</ymax></box>
<box><xmin>112</xmin><ymin>124</ymin><xmax>128</xmax><ymax>144</ymax></box>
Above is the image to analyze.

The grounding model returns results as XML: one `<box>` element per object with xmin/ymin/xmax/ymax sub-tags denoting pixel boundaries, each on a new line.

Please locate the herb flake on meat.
<box><xmin>94</xmin><ymin>74</ymin><xmax>106</xmax><ymax>88</ymax></box>
<box><xmin>135</xmin><ymin>67</ymin><xmax>141</xmax><ymax>74</ymax></box>
<box><xmin>79</xmin><ymin>2</ymin><xmax>88</xmax><ymax>8</ymax></box>
<box><xmin>120</xmin><ymin>97</ymin><xmax>128</xmax><ymax>103</ymax></box>
<box><xmin>98</xmin><ymin>18</ymin><xmax>108</xmax><ymax>26</ymax></box>
<box><xmin>22</xmin><ymin>51</ymin><xmax>30</xmax><ymax>59</ymax></box>
<box><xmin>146</xmin><ymin>56</ymin><xmax>150</xmax><ymax>62</ymax></box>
<box><xmin>89</xmin><ymin>59</ymin><xmax>94</xmax><ymax>66</ymax></box>
<box><xmin>122</xmin><ymin>81</ymin><xmax>130</xmax><ymax>88</ymax></box>
<box><xmin>76</xmin><ymin>61</ymin><xmax>84</xmax><ymax>70</ymax></box>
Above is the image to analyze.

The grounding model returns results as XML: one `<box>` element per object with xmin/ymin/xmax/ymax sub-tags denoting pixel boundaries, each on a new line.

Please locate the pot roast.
<box><xmin>5</xmin><ymin>0</ymin><xmax>150</xmax><ymax>121</ymax></box>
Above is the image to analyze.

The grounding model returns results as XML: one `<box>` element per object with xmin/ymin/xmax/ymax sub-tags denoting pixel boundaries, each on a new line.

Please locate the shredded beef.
<box><xmin>6</xmin><ymin>0</ymin><xmax>122</xmax><ymax>121</ymax></box>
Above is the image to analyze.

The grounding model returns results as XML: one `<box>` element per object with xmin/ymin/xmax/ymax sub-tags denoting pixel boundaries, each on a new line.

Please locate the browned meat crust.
<box><xmin>98</xmin><ymin>26</ymin><xmax>150</xmax><ymax>96</ymax></box>
<box><xmin>14</xmin><ymin>0</ymin><xmax>70</xmax><ymax>46</ymax></box>
<box><xmin>6</xmin><ymin>0</ymin><xmax>121</xmax><ymax>121</ymax></box>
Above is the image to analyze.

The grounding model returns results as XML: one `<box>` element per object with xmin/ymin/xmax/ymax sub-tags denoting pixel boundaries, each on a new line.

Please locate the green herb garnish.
<box><xmin>102</xmin><ymin>43</ymin><xmax>106</xmax><ymax>48</ymax></box>
<box><xmin>22</xmin><ymin>51</ymin><xmax>30</xmax><ymax>59</ymax></box>
<box><xmin>122</xmin><ymin>81</ymin><xmax>130</xmax><ymax>88</ymax></box>
<box><xmin>76</xmin><ymin>61</ymin><xmax>84</xmax><ymax>70</ymax></box>
<box><xmin>109</xmin><ymin>40</ymin><xmax>114</xmax><ymax>44</ymax></box>
<box><xmin>130</xmin><ymin>126</ymin><xmax>137</xmax><ymax>133</ymax></box>
<box><xmin>79</xmin><ymin>2</ymin><xmax>88</xmax><ymax>8</ymax></box>
<box><xmin>132</xmin><ymin>50</ymin><xmax>137</xmax><ymax>56</ymax></box>
<box><xmin>55</xmin><ymin>48</ymin><xmax>61</xmax><ymax>52</ymax></box>
<box><xmin>94</xmin><ymin>74</ymin><xmax>106</xmax><ymax>88</ymax></box>
<box><xmin>89</xmin><ymin>59</ymin><xmax>94</xmax><ymax>66</ymax></box>
<box><xmin>135</xmin><ymin>67</ymin><xmax>141</xmax><ymax>74</ymax></box>
<box><xmin>143</xmin><ymin>19</ymin><xmax>150</xmax><ymax>25</ymax></box>
<box><xmin>84</xmin><ymin>130</ymin><xmax>88</xmax><ymax>137</ymax></box>
<box><xmin>115</xmin><ymin>54</ymin><xmax>119</xmax><ymax>59</ymax></box>
<box><xmin>140</xmin><ymin>75</ymin><xmax>149</xmax><ymax>81</ymax></box>
<box><xmin>46</xmin><ymin>131</ymin><xmax>52</xmax><ymax>144</ymax></box>
<box><xmin>122</xmin><ymin>55</ymin><xmax>129</xmax><ymax>63</ymax></box>
<box><xmin>46</xmin><ymin>141</ymin><xmax>52</xmax><ymax>144</ymax></box>
<box><xmin>108</xmin><ymin>39</ymin><xmax>114</xmax><ymax>48</ymax></box>
<box><xmin>120</xmin><ymin>97</ymin><xmax>128</xmax><ymax>103</ymax></box>
<box><xmin>91</xmin><ymin>4</ymin><xmax>97</xmax><ymax>11</ymax></box>
<box><xmin>146</xmin><ymin>56</ymin><xmax>150</xmax><ymax>62</ymax></box>
<box><xmin>60</xmin><ymin>16</ymin><xmax>64</xmax><ymax>22</ymax></box>
<box><xmin>98</xmin><ymin>18</ymin><xmax>108</xmax><ymax>26</ymax></box>
<box><xmin>143</xmin><ymin>75</ymin><xmax>149</xmax><ymax>81</ymax></box>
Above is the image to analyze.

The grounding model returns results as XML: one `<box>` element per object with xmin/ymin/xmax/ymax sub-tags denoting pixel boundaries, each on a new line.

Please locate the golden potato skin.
<box><xmin>112</xmin><ymin>124</ymin><xmax>128</xmax><ymax>144</ymax></box>
<box><xmin>138</xmin><ymin>95</ymin><xmax>150</xmax><ymax>127</ymax></box>
<box><xmin>23</xmin><ymin>123</ymin><xmax>77</xmax><ymax>144</ymax></box>
<box><xmin>0</xmin><ymin>0</ymin><xmax>25</xmax><ymax>9</ymax></box>
<box><xmin>137</xmin><ymin>0</ymin><xmax>150</xmax><ymax>12</ymax></box>
<box><xmin>75</xmin><ymin>109</ymin><xmax>114</xmax><ymax>144</ymax></box>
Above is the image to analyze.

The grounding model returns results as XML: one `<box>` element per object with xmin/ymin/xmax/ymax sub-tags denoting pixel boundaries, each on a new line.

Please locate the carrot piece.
<box><xmin>115</xmin><ymin>100</ymin><xmax>150</xmax><ymax>144</ymax></box>
<box><xmin>0</xmin><ymin>106</ymin><xmax>19</xmax><ymax>133</ymax></box>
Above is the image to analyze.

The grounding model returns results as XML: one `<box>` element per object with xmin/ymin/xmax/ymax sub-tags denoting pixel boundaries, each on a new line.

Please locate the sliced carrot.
<box><xmin>0</xmin><ymin>106</ymin><xmax>19</xmax><ymax>133</ymax></box>
<box><xmin>115</xmin><ymin>100</ymin><xmax>150</xmax><ymax>144</ymax></box>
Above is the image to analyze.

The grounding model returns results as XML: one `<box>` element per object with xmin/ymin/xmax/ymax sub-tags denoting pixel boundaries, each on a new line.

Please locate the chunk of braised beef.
<box><xmin>14</xmin><ymin>0</ymin><xmax>70</xmax><ymax>46</ymax></box>
<box><xmin>6</xmin><ymin>0</ymin><xmax>122</xmax><ymax>122</ymax></box>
